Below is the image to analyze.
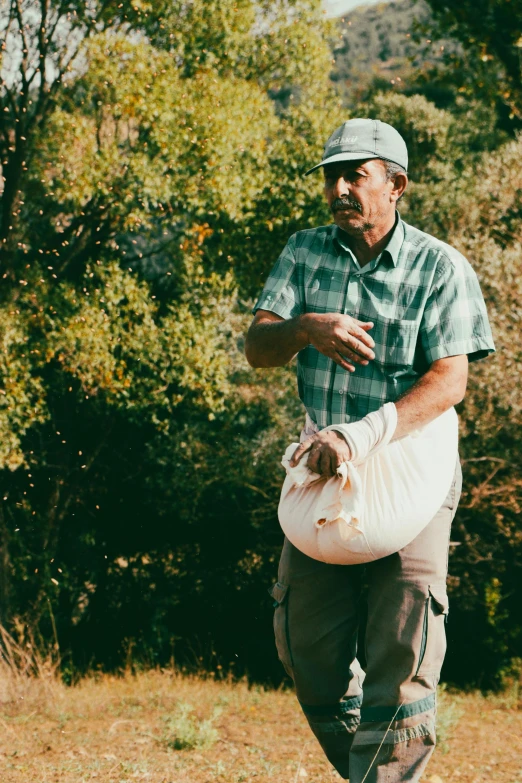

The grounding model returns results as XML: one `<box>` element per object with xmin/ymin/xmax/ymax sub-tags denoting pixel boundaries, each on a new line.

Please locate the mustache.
<box><xmin>331</xmin><ymin>197</ymin><xmax>362</xmax><ymax>213</ymax></box>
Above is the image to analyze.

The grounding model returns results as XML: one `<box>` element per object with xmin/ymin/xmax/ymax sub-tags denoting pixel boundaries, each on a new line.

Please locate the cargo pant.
<box><xmin>269</xmin><ymin>460</ymin><xmax>462</xmax><ymax>782</ymax></box>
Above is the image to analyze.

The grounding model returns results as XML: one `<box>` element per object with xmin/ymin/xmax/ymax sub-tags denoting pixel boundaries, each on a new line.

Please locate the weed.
<box><xmin>490</xmin><ymin>657</ymin><xmax>522</xmax><ymax>710</ymax></box>
<box><xmin>0</xmin><ymin>620</ymin><xmax>63</xmax><ymax>708</ymax></box>
<box><xmin>436</xmin><ymin>684</ymin><xmax>464</xmax><ymax>753</ymax></box>
<box><xmin>0</xmin><ymin>647</ymin><xmax>520</xmax><ymax>783</ymax></box>
<box><xmin>162</xmin><ymin>701</ymin><xmax>221</xmax><ymax>750</ymax></box>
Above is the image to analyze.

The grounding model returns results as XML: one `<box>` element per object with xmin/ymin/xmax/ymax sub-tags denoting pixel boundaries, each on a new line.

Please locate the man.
<box><xmin>244</xmin><ymin>118</ymin><xmax>495</xmax><ymax>783</ymax></box>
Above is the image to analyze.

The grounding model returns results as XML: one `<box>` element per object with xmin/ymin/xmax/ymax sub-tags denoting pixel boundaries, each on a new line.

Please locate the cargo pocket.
<box><xmin>415</xmin><ymin>585</ymin><xmax>449</xmax><ymax>677</ymax></box>
<box><xmin>268</xmin><ymin>581</ymin><xmax>294</xmax><ymax>672</ymax></box>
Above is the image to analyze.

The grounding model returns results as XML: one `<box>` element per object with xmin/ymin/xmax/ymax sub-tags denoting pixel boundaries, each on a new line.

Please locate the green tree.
<box><xmin>0</xmin><ymin>0</ymin><xmax>341</xmax><ymax>677</ymax></box>
<box><xmin>424</xmin><ymin>0</ymin><xmax>522</xmax><ymax>117</ymax></box>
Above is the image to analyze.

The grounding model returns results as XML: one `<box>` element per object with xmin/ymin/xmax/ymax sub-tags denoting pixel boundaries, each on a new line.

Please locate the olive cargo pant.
<box><xmin>270</xmin><ymin>460</ymin><xmax>462</xmax><ymax>782</ymax></box>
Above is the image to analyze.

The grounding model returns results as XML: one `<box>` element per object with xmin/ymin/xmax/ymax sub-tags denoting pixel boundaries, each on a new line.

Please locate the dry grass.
<box><xmin>0</xmin><ymin>629</ymin><xmax>521</xmax><ymax>783</ymax></box>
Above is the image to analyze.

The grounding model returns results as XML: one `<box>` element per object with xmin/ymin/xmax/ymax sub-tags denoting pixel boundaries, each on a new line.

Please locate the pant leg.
<box><xmin>271</xmin><ymin>536</ymin><xmax>364</xmax><ymax>778</ymax></box>
<box><xmin>349</xmin><ymin>459</ymin><xmax>463</xmax><ymax>783</ymax></box>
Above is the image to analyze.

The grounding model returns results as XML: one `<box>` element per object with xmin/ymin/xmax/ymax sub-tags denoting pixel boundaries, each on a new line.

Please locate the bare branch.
<box><xmin>14</xmin><ymin>0</ymin><xmax>29</xmax><ymax>80</ymax></box>
<box><xmin>461</xmin><ymin>456</ymin><xmax>508</xmax><ymax>465</ymax></box>
<box><xmin>3</xmin><ymin>84</ymin><xmax>18</xmax><ymax>115</ymax></box>
<box><xmin>0</xmin><ymin>0</ymin><xmax>16</xmax><ymax>51</ymax></box>
<box><xmin>36</xmin><ymin>0</ymin><xmax>49</xmax><ymax>109</ymax></box>
<box><xmin>45</xmin><ymin>0</ymin><xmax>68</xmax><ymax>43</ymax></box>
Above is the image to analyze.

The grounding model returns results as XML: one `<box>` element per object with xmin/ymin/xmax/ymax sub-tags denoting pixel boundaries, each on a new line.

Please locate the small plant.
<box><xmin>436</xmin><ymin>684</ymin><xmax>464</xmax><ymax>753</ymax></box>
<box><xmin>0</xmin><ymin>620</ymin><xmax>62</xmax><ymax>705</ymax></box>
<box><xmin>493</xmin><ymin>657</ymin><xmax>522</xmax><ymax>710</ymax></box>
<box><xmin>162</xmin><ymin>701</ymin><xmax>221</xmax><ymax>750</ymax></box>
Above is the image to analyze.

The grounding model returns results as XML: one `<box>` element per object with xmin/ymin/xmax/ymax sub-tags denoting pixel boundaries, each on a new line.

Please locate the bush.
<box><xmin>162</xmin><ymin>702</ymin><xmax>221</xmax><ymax>750</ymax></box>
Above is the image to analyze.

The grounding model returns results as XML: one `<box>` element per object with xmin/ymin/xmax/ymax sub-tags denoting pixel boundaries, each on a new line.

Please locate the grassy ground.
<box><xmin>1</xmin><ymin>656</ymin><xmax>521</xmax><ymax>783</ymax></box>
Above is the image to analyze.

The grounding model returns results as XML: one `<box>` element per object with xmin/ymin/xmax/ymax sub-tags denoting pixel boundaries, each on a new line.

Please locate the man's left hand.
<box><xmin>290</xmin><ymin>430</ymin><xmax>352</xmax><ymax>478</ymax></box>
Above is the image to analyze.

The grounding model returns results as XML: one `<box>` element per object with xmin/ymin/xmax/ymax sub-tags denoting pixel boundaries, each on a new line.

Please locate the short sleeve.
<box><xmin>253</xmin><ymin>234</ymin><xmax>303</xmax><ymax>320</ymax></box>
<box><xmin>420</xmin><ymin>252</ymin><xmax>495</xmax><ymax>364</ymax></box>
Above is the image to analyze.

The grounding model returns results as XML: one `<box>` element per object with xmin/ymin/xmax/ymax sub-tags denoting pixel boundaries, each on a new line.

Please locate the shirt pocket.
<box><xmin>305</xmin><ymin>270</ymin><xmax>345</xmax><ymax>313</ymax></box>
<box><xmin>371</xmin><ymin>315</ymin><xmax>419</xmax><ymax>374</ymax></box>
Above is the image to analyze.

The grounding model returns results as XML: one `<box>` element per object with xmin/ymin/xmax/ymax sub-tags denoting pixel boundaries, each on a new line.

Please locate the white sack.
<box><xmin>278</xmin><ymin>405</ymin><xmax>458</xmax><ymax>565</ymax></box>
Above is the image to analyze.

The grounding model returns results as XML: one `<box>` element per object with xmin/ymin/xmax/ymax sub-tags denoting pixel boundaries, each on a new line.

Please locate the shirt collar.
<box><xmin>333</xmin><ymin>212</ymin><xmax>404</xmax><ymax>268</ymax></box>
<box><xmin>383</xmin><ymin>213</ymin><xmax>404</xmax><ymax>267</ymax></box>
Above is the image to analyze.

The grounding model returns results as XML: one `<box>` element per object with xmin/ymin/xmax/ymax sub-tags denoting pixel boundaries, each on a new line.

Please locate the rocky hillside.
<box><xmin>329</xmin><ymin>0</ymin><xmax>451</xmax><ymax>103</ymax></box>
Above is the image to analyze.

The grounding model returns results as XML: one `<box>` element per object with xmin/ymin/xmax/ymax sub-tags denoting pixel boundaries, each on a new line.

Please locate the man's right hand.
<box><xmin>303</xmin><ymin>312</ymin><xmax>375</xmax><ymax>373</ymax></box>
<box><xmin>245</xmin><ymin>309</ymin><xmax>375</xmax><ymax>370</ymax></box>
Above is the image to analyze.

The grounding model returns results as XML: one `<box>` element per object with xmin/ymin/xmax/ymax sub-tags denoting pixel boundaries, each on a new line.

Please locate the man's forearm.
<box><xmin>393</xmin><ymin>356</ymin><xmax>468</xmax><ymax>440</ymax></box>
<box><xmin>245</xmin><ymin>314</ymin><xmax>310</xmax><ymax>367</ymax></box>
<box><xmin>246</xmin><ymin>310</ymin><xmax>375</xmax><ymax>371</ymax></box>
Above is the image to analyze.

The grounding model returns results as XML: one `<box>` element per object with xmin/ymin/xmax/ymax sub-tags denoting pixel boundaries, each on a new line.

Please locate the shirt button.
<box><xmin>339</xmin><ymin>389</ymin><xmax>344</xmax><ymax>395</ymax></box>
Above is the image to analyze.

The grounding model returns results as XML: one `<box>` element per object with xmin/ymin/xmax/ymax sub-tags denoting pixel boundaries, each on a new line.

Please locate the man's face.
<box><xmin>323</xmin><ymin>158</ymin><xmax>396</xmax><ymax>236</ymax></box>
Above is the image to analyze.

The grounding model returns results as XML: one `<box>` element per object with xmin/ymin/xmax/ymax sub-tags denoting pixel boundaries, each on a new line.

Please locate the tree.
<box><xmin>0</xmin><ymin>0</ymin><xmax>333</xmax><ymax>266</ymax></box>
<box><xmin>423</xmin><ymin>0</ymin><xmax>522</xmax><ymax>118</ymax></box>
<box><xmin>0</xmin><ymin>0</ymin><xmax>342</xmax><ymax>676</ymax></box>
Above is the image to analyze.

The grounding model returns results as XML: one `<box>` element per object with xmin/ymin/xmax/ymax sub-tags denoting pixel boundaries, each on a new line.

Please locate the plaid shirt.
<box><xmin>253</xmin><ymin>215</ymin><xmax>495</xmax><ymax>428</ymax></box>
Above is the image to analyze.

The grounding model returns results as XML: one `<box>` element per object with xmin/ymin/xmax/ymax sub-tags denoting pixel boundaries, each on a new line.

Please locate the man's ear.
<box><xmin>391</xmin><ymin>172</ymin><xmax>408</xmax><ymax>202</ymax></box>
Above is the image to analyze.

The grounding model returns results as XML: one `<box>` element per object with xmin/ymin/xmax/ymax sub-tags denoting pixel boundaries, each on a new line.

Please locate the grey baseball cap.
<box><xmin>305</xmin><ymin>118</ymin><xmax>408</xmax><ymax>175</ymax></box>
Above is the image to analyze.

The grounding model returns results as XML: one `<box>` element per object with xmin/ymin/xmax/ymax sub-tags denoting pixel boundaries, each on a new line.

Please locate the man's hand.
<box><xmin>304</xmin><ymin>312</ymin><xmax>375</xmax><ymax>373</ymax></box>
<box><xmin>290</xmin><ymin>430</ymin><xmax>352</xmax><ymax>478</ymax></box>
<box><xmin>245</xmin><ymin>310</ymin><xmax>374</xmax><ymax>371</ymax></box>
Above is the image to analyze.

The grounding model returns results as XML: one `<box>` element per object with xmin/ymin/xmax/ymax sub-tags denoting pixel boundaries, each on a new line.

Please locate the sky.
<box><xmin>324</xmin><ymin>0</ymin><xmax>383</xmax><ymax>17</ymax></box>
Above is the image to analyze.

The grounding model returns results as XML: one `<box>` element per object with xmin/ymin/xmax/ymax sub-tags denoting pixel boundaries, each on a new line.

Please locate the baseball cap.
<box><xmin>304</xmin><ymin>118</ymin><xmax>408</xmax><ymax>175</ymax></box>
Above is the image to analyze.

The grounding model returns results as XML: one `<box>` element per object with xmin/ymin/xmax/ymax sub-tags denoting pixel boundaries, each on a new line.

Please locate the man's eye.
<box><xmin>324</xmin><ymin>172</ymin><xmax>363</xmax><ymax>184</ymax></box>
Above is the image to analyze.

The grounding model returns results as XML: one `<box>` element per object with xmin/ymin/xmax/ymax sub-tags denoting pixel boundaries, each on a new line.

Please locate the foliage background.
<box><xmin>0</xmin><ymin>0</ymin><xmax>520</xmax><ymax>689</ymax></box>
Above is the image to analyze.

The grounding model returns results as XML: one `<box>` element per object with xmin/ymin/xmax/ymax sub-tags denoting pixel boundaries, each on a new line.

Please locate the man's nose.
<box><xmin>331</xmin><ymin>176</ymin><xmax>350</xmax><ymax>199</ymax></box>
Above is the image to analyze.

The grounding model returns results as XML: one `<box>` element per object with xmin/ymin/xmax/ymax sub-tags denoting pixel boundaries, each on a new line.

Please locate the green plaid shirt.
<box><xmin>254</xmin><ymin>215</ymin><xmax>495</xmax><ymax>428</ymax></box>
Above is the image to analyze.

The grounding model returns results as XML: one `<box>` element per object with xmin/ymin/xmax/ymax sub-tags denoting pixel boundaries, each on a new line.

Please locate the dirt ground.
<box><xmin>0</xmin><ymin>668</ymin><xmax>521</xmax><ymax>783</ymax></box>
